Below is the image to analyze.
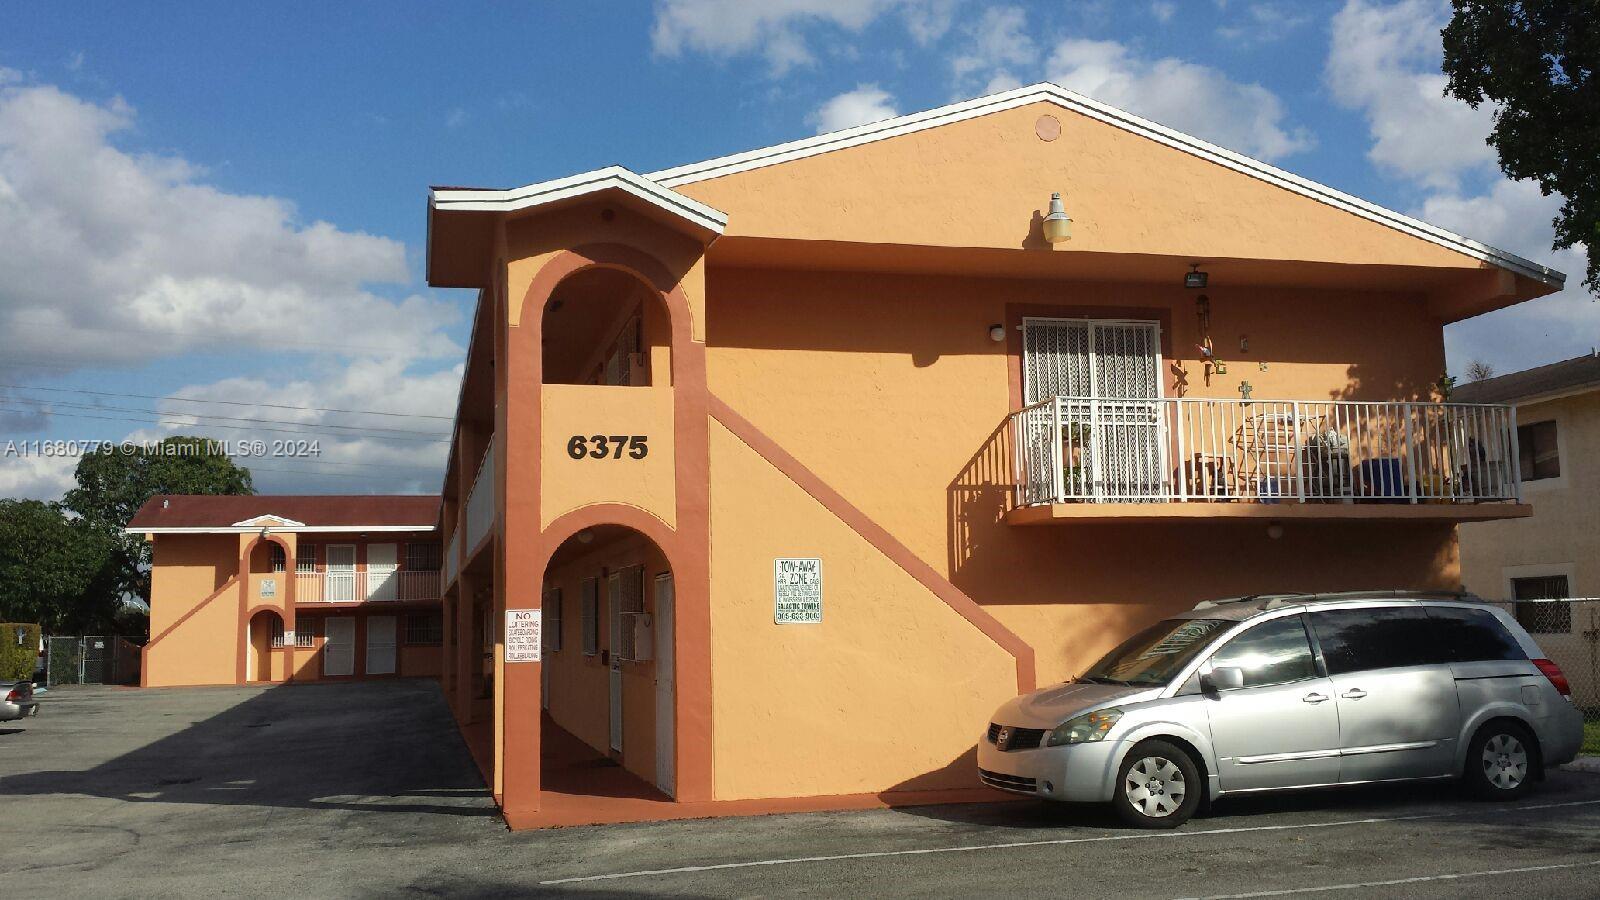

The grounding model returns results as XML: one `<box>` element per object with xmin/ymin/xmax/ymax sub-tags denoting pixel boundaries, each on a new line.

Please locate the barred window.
<box><xmin>404</xmin><ymin>612</ymin><xmax>443</xmax><ymax>646</ymax></box>
<box><xmin>543</xmin><ymin>587</ymin><xmax>563</xmax><ymax>652</ymax></box>
<box><xmin>269</xmin><ymin>544</ymin><xmax>286</xmax><ymax>573</ymax></box>
<box><xmin>296</xmin><ymin>620</ymin><xmax>315</xmax><ymax>648</ymax></box>
<box><xmin>406</xmin><ymin>543</ymin><xmax>442</xmax><ymax>572</ymax></box>
<box><xmin>269</xmin><ymin>617</ymin><xmax>286</xmax><ymax>648</ymax></box>
<box><xmin>1512</xmin><ymin>575</ymin><xmax>1572</xmax><ymax>634</ymax></box>
<box><xmin>581</xmin><ymin>577</ymin><xmax>599</xmax><ymax>656</ymax></box>
<box><xmin>297</xmin><ymin>544</ymin><xmax>318</xmax><ymax>574</ymax></box>
<box><xmin>617</xmin><ymin>565</ymin><xmax>645</xmax><ymax>661</ymax></box>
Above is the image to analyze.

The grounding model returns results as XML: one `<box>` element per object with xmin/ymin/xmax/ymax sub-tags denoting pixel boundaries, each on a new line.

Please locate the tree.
<box><xmin>63</xmin><ymin>436</ymin><xmax>254</xmax><ymax>606</ymax></box>
<box><xmin>1442</xmin><ymin>1</ymin><xmax>1600</xmax><ymax>293</ymax></box>
<box><xmin>0</xmin><ymin>499</ymin><xmax>115</xmax><ymax>632</ymax></box>
<box><xmin>1467</xmin><ymin>359</ymin><xmax>1497</xmax><ymax>381</ymax></box>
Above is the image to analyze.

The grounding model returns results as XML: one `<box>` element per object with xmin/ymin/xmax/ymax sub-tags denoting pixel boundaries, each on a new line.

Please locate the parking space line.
<box><xmin>1188</xmin><ymin>857</ymin><xmax>1600</xmax><ymax>898</ymax></box>
<box><xmin>538</xmin><ymin>798</ymin><xmax>1600</xmax><ymax>886</ymax></box>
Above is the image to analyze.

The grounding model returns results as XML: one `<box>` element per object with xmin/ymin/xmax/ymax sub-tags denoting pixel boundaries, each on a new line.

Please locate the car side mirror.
<box><xmin>1201</xmin><ymin>666</ymin><xmax>1244</xmax><ymax>693</ymax></box>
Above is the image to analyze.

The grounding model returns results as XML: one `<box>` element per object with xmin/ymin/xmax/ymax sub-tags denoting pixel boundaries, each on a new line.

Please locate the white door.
<box><xmin>608</xmin><ymin>571</ymin><xmax>624</xmax><ymax>754</ymax></box>
<box><xmin>326</xmin><ymin>545</ymin><xmax>357</xmax><ymax>602</ymax></box>
<box><xmin>1023</xmin><ymin>318</ymin><xmax>1165</xmax><ymax>501</ymax></box>
<box><xmin>323</xmin><ymin>617</ymin><xmax>355</xmax><ymax>676</ymax></box>
<box><xmin>654</xmin><ymin>573</ymin><xmax>676</xmax><ymax>797</ymax></box>
<box><xmin>366</xmin><ymin>543</ymin><xmax>398</xmax><ymax>601</ymax></box>
<box><xmin>366</xmin><ymin>615</ymin><xmax>397</xmax><ymax>675</ymax></box>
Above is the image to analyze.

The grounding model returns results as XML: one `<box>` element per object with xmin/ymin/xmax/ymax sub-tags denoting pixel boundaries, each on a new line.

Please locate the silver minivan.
<box><xmin>977</xmin><ymin>591</ymin><xmax>1584</xmax><ymax>828</ymax></box>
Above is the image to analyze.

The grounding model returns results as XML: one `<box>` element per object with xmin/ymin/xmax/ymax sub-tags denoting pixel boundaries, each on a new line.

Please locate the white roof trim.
<box><xmin>230</xmin><ymin>514</ymin><xmax>307</xmax><ymax>528</ymax></box>
<box><xmin>646</xmin><ymin>82</ymin><xmax>1564</xmax><ymax>288</ymax></box>
<box><xmin>430</xmin><ymin>165</ymin><xmax>728</xmax><ymax>235</ymax></box>
<box><xmin>128</xmin><ymin>525</ymin><xmax>436</xmax><ymax>535</ymax></box>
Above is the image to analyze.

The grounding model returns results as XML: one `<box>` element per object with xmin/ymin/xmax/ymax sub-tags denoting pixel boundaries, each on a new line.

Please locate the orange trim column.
<box><xmin>501</xmin><ymin>264</ymin><xmax>541</xmax><ymax>821</ymax></box>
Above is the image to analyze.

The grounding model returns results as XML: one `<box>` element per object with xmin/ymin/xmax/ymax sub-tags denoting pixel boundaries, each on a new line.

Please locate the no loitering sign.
<box><xmin>505</xmin><ymin>609</ymin><xmax>542</xmax><ymax>662</ymax></box>
<box><xmin>774</xmin><ymin>557</ymin><xmax>822</xmax><ymax>624</ymax></box>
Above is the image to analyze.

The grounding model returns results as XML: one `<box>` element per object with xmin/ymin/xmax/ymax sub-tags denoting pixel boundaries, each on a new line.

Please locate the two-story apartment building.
<box><xmin>132</xmin><ymin>495</ymin><xmax>446</xmax><ymax>687</ymax></box>
<box><xmin>419</xmin><ymin>83</ymin><xmax>1563</xmax><ymax>827</ymax></box>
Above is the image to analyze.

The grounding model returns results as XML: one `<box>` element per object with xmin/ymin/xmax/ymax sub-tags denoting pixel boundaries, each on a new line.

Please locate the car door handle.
<box><xmin>1302</xmin><ymin>692</ymin><xmax>1330</xmax><ymax>704</ymax></box>
<box><xmin>1341</xmin><ymin>689</ymin><xmax>1368</xmax><ymax>700</ymax></box>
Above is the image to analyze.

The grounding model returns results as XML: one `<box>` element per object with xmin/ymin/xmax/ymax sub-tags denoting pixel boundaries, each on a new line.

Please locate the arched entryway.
<box><xmin>538</xmin><ymin>523</ymin><xmax>678</xmax><ymax>798</ymax></box>
<box><xmin>540</xmin><ymin>266</ymin><xmax>674</xmax><ymax>387</ymax></box>
<box><xmin>246</xmin><ymin>609</ymin><xmax>284</xmax><ymax>683</ymax></box>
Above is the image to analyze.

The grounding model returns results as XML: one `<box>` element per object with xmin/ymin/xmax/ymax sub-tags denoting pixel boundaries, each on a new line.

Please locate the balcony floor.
<box><xmin>1007</xmin><ymin>501</ymin><xmax>1532</xmax><ymax>525</ymax></box>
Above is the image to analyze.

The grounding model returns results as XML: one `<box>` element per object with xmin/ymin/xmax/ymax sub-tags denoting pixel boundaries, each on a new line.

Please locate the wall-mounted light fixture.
<box><xmin>576</xmin><ymin>529</ymin><xmax>595</xmax><ymax>544</ymax></box>
<box><xmin>988</xmin><ymin>324</ymin><xmax>1006</xmax><ymax>342</ymax></box>
<box><xmin>1042</xmin><ymin>192</ymin><xmax>1072</xmax><ymax>243</ymax></box>
<box><xmin>1185</xmin><ymin>264</ymin><xmax>1208</xmax><ymax>289</ymax></box>
<box><xmin>1266</xmin><ymin>522</ymin><xmax>1284</xmax><ymax>540</ymax></box>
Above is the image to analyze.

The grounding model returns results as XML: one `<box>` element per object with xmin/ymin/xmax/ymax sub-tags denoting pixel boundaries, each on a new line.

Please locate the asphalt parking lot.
<box><xmin>5</xmin><ymin>682</ymin><xmax>1600</xmax><ymax>898</ymax></box>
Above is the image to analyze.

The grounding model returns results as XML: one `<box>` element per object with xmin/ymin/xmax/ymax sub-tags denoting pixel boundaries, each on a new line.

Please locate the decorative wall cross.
<box><xmin>1237</xmin><ymin>380</ymin><xmax>1253</xmax><ymax>400</ymax></box>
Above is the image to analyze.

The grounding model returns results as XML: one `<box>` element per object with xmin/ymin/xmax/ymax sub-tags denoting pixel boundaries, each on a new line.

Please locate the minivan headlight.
<box><xmin>1046</xmin><ymin>708</ymin><xmax>1123</xmax><ymax>746</ymax></box>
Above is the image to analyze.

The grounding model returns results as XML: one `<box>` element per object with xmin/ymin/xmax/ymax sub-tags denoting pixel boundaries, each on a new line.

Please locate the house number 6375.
<box><xmin>567</xmin><ymin>435</ymin><xmax>649</xmax><ymax>460</ymax></box>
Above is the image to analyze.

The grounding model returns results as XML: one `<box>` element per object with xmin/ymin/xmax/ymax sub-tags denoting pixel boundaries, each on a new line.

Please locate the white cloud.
<box><xmin>950</xmin><ymin>6</ymin><xmax>1036</xmax><ymax>94</ymax></box>
<box><xmin>808</xmin><ymin>84</ymin><xmax>900</xmax><ymax>133</ymax></box>
<box><xmin>1151</xmin><ymin>1</ymin><xmax>1177</xmax><ymax>23</ymax></box>
<box><xmin>1046</xmin><ymin>38</ymin><xmax>1313</xmax><ymax>161</ymax></box>
<box><xmin>0</xmin><ymin>80</ymin><xmax>460</xmax><ymax>374</ymax></box>
<box><xmin>651</xmin><ymin>0</ymin><xmax>958</xmax><ymax>75</ymax></box>
<box><xmin>0</xmin><ymin>450</ymin><xmax>76</xmax><ymax>501</ymax></box>
<box><xmin>1325</xmin><ymin>0</ymin><xmax>1496</xmax><ymax>189</ymax></box>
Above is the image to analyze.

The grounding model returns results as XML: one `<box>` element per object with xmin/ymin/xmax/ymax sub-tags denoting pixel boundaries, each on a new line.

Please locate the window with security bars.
<box><xmin>269</xmin><ymin>617</ymin><xmax>286</xmax><ymax>648</ymax></box>
<box><xmin>269</xmin><ymin>544</ymin><xmax>286</xmax><ymax>572</ymax></box>
<box><xmin>404</xmin><ymin>612</ymin><xmax>443</xmax><ymax>646</ymax></box>
<box><xmin>1512</xmin><ymin>575</ymin><xmax>1572</xmax><ymax>634</ymax></box>
<box><xmin>295</xmin><ymin>621</ymin><xmax>315</xmax><ymax>648</ymax></box>
<box><xmin>406</xmin><ymin>542</ymin><xmax>442</xmax><ymax>571</ymax></box>
<box><xmin>543</xmin><ymin>587</ymin><xmax>563</xmax><ymax>652</ymax></box>
<box><xmin>581</xmin><ymin>577</ymin><xmax>599</xmax><ymax>656</ymax></box>
<box><xmin>296</xmin><ymin>545</ymin><xmax>317</xmax><ymax>574</ymax></box>
<box><xmin>616</xmin><ymin>565</ymin><xmax>645</xmax><ymax>661</ymax></box>
<box><xmin>1517</xmin><ymin>421</ymin><xmax>1560</xmax><ymax>481</ymax></box>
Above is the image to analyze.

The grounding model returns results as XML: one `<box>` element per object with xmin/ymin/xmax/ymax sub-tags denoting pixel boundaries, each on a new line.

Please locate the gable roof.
<box><xmin>1454</xmin><ymin>352</ymin><xmax>1600</xmax><ymax>405</ymax></box>
<box><xmin>647</xmin><ymin>82</ymin><xmax>1562</xmax><ymax>288</ymax></box>
<box><xmin>429</xmin><ymin>165</ymin><xmax>728</xmax><ymax>233</ymax></box>
<box><xmin>127</xmin><ymin>494</ymin><xmax>440</xmax><ymax>534</ymax></box>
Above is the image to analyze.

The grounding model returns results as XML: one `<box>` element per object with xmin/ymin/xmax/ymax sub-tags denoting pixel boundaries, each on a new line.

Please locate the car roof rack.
<box><xmin>1192</xmin><ymin>589</ymin><xmax>1482</xmax><ymax>611</ymax></box>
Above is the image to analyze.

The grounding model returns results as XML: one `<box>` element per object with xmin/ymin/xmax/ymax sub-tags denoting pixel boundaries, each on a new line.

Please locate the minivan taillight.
<box><xmin>1533</xmin><ymin>658</ymin><xmax>1572</xmax><ymax>698</ymax></box>
<box><xmin>4</xmin><ymin>688</ymin><xmax>20</xmax><ymax>702</ymax></box>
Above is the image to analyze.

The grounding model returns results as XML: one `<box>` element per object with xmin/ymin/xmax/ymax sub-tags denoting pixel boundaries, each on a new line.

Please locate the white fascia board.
<box><xmin>430</xmin><ymin>165</ymin><xmax>728</xmax><ymax>235</ymax></box>
<box><xmin>127</xmin><ymin>525</ymin><xmax>437</xmax><ymax>535</ymax></box>
<box><xmin>230</xmin><ymin>515</ymin><xmax>308</xmax><ymax>528</ymax></box>
<box><xmin>646</xmin><ymin>82</ymin><xmax>1564</xmax><ymax>288</ymax></box>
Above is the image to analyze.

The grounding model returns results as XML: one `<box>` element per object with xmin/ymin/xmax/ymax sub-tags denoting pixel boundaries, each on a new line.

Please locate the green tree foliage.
<box><xmin>63</xmin><ymin>436</ymin><xmax>254</xmax><ymax>606</ymax></box>
<box><xmin>1442</xmin><ymin>1</ymin><xmax>1600</xmax><ymax>292</ymax></box>
<box><xmin>0</xmin><ymin>501</ymin><xmax>114</xmax><ymax>632</ymax></box>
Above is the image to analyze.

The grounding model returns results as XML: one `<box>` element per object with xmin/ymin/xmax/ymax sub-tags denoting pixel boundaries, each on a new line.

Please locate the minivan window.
<box><xmin>1309</xmin><ymin>607</ymin><xmax>1442</xmax><ymax>675</ymax></box>
<box><xmin>1207</xmin><ymin>615</ymin><xmax>1318</xmax><ymax>689</ymax></box>
<box><xmin>1081</xmin><ymin>618</ymin><xmax>1231</xmax><ymax>686</ymax></box>
<box><xmin>1424</xmin><ymin>606</ymin><xmax>1526</xmax><ymax>662</ymax></box>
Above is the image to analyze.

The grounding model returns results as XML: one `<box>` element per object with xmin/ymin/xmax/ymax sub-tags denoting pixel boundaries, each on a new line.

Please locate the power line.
<box><xmin>4</xmin><ymin>321</ymin><xmax>463</xmax><ymax>357</ymax></box>
<box><xmin>0</xmin><ymin>380</ymin><xmax>458</xmax><ymax>421</ymax></box>
<box><xmin>1</xmin><ymin>393</ymin><xmax>451</xmax><ymax>438</ymax></box>
<box><xmin>0</xmin><ymin>401</ymin><xmax>453</xmax><ymax>445</ymax></box>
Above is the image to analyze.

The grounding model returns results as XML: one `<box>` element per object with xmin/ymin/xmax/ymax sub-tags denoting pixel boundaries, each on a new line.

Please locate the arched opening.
<box><xmin>246</xmin><ymin>609</ymin><xmax>285</xmax><ymax>683</ymax></box>
<box><xmin>540</xmin><ymin>267</ymin><xmax>673</xmax><ymax>386</ymax></box>
<box><xmin>538</xmin><ymin>523</ymin><xmax>678</xmax><ymax>798</ymax></box>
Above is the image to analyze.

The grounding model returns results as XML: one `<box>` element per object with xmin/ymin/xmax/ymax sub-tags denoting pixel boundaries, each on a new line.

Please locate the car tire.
<box><xmin>1465</xmin><ymin>720</ymin><xmax>1536</xmax><ymax>801</ymax></box>
<box><xmin>1112</xmin><ymin>740</ymin><xmax>1202</xmax><ymax>829</ymax></box>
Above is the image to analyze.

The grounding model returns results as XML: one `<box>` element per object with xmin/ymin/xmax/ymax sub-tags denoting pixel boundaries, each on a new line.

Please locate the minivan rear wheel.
<box><xmin>1112</xmin><ymin>740</ymin><xmax>1201</xmax><ymax>828</ymax></box>
<box><xmin>1465</xmin><ymin>721</ymin><xmax>1536</xmax><ymax>800</ymax></box>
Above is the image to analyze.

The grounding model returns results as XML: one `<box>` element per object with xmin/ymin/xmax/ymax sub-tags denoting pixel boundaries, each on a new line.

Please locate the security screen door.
<box><xmin>325</xmin><ymin>545</ymin><xmax>357</xmax><ymax>602</ymax></box>
<box><xmin>1022</xmin><ymin>318</ymin><xmax>1166</xmax><ymax>501</ymax></box>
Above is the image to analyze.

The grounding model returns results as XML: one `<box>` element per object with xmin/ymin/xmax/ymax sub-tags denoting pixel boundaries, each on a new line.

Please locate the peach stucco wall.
<box><xmin>145</xmin><ymin>534</ymin><xmax>247</xmax><ymax>687</ymax></box>
<box><xmin>541</xmin><ymin>384</ymin><xmax>678</xmax><ymax>529</ymax></box>
<box><xmin>704</xmin><ymin>265</ymin><xmax>1459</xmax><ymax>685</ymax></box>
<box><xmin>707</xmin><ymin>419</ymin><xmax>1017</xmax><ymax>799</ymax></box>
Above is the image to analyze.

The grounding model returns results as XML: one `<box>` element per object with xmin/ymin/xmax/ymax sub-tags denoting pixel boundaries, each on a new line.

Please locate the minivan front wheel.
<box><xmin>1112</xmin><ymin>740</ymin><xmax>1201</xmax><ymax>828</ymax></box>
<box><xmin>1466</xmin><ymin>721</ymin><xmax>1536</xmax><ymax>800</ymax></box>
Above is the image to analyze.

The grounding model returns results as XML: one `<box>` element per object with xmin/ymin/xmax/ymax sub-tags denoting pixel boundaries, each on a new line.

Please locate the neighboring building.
<box><xmin>1458</xmin><ymin>352</ymin><xmax>1600</xmax><ymax>702</ymax></box>
<box><xmin>137</xmin><ymin>83</ymin><xmax>1566</xmax><ymax>827</ymax></box>
<box><xmin>131</xmin><ymin>495</ymin><xmax>445</xmax><ymax>687</ymax></box>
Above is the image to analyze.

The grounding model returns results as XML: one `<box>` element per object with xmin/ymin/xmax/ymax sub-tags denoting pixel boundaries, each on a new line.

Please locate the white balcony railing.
<box><xmin>294</xmin><ymin>569</ymin><xmax>442</xmax><ymax>603</ymax></box>
<box><xmin>1010</xmin><ymin>397</ymin><xmax>1521</xmax><ymax>506</ymax></box>
<box><xmin>464</xmin><ymin>442</ymin><xmax>495</xmax><ymax>552</ymax></box>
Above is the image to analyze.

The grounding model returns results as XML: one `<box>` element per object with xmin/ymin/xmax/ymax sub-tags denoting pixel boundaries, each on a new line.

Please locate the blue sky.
<box><xmin>0</xmin><ymin>1</ymin><xmax>1590</xmax><ymax>498</ymax></box>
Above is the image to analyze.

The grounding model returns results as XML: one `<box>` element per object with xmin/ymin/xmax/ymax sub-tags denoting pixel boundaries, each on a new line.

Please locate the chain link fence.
<box><xmin>46</xmin><ymin>635</ymin><xmax>141</xmax><ymax>686</ymax></box>
<box><xmin>1486</xmin><ymin>598</ymin><xmax>1600</xmax><ymax>756</ymax></box>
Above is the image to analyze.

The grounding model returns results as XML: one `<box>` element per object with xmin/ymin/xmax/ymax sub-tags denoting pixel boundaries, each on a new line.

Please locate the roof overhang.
<box><xmin>127</xmin><ymin>525</ymin><xmax>437</xmax><ymax>536</ymax></box>
<box><xmin>427</xmin><ymin>166</ymin><xmax>728</xmax><ymax>287</ymax></box>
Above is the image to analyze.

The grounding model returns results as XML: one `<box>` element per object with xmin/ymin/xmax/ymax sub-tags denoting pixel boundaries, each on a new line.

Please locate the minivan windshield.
<box><xmin>1080</xmin><ymin>618</ymin><xmax>1232</xmax><ymax>686</ymax></box>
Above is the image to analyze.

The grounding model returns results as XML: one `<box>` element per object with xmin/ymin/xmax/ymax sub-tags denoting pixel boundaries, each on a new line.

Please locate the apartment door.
<box><xmin>607</xmin><ymin>571</ymin><xmax>624</xmax><ymax>754</ymax></box>
<box><xmin>654</xmin><ymin>573</ymin><xmax>676</xmax><ymax>797</ymax></box>
<box><xmin>325</xmin><ymin>545</ymin><xmax>357</xmax><ymax>602</ymax></box>
<box><xmin>1022</xmin><ymin>318</ymin><xmax>1165</xmax><ymax>501</ymax></box>
<box><xmin>323</xmin><ymin>617</ymin><xmax>355</xmax><ymax>676</ymax></box>
<box><xmin>366</xmin><ymin>543</ymin><xmax>398</xmax><ymax>601</ymax></box>
<box><xmin>366</xmin><ymin>615</ymin><xmax>397</xmax><ymax>675</ymax></box>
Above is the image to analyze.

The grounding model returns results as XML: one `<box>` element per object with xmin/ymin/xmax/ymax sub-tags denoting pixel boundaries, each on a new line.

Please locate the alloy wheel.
<box><xmin>1481</xmin><ymin>733</ymin><xmax>1528</xmax><ymax>790</ymax></box>
<box><xmin>1124</xmin><ymin>755</ymin><xmax>1186</xmax><ymax>817</ymax></box>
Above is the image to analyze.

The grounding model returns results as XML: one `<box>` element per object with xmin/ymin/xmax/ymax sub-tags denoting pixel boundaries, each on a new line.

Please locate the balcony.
<box><xmin>443</xmin><ymin>527</ymin><xmax>459</xmax><ymax>588</ymax></box>
<box><xmin>294</xmin><ymin>570</ymin><xmax>442</xmax><ymax>603</ymax></box>
<box><xmin>464</xmin><ymin>442</ymin><xmax>495</xmax><ymax>554</ymax></box>
<box><xmin>1007</xmin><ymin>396</ymin><xmax>1530</xmax><ymax>524</ymax></box>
